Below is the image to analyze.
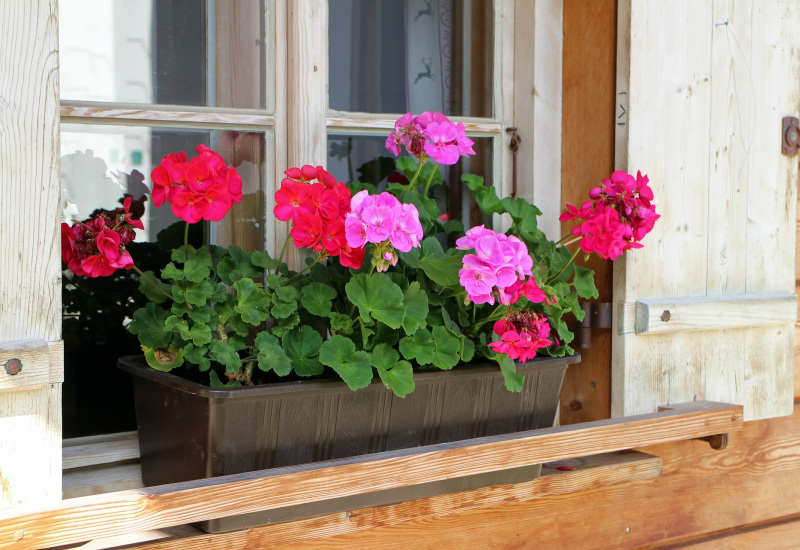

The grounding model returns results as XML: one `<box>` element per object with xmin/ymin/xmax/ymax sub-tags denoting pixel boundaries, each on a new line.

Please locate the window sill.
<box><xmin>1</xmin><ymin>401</ymin><xmax>741</xmax><ymax>550</ymax></box>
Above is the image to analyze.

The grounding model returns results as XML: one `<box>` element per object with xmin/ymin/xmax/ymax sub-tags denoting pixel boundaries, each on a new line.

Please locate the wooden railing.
<box><xmin>0</xmin><ymin>401</ymin><xmax>742</xmax><ymax>550</ymax></box>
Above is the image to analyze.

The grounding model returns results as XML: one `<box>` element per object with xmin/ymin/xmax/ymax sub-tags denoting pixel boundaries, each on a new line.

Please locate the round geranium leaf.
<box><xmin>301</xmin><ymin>282</ymin><xmax>338</xmax><ymax>317</ymax></box>
<box><xmin>398</xmin><ymin>327</ymin><xmax>435</xmax><ymax>365</ymax></box>
<box><xmin>319</xmin><ymin>335</ymin><xmax>373</xmax><ymax>390</ymax></box>
<box><xmin>345</xmin><ymin>273</ymin><xmax>404</xmax><ymax>328</ymax></box>
<box><xmin>282</xmin><ymin>325</ymin><xmax>324</xmax><ymax>376</ymax></box>
<box><xmin>255</xmin><ymin>332</ymin><xmax>292</xmax><ymax>376</ymax></box>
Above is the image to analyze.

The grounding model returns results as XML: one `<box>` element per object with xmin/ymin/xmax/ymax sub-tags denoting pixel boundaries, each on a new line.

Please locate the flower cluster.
<box><xmin>385</xmin><ymin>111</ymin><xmax>475</xmax><ymax>165</ymax></box>
<box><xmin>345</xmin><ymin>191</ymin><xmax>423</xmax><ymax>272</ymax></box>
<box><xmin>274</xmin><ymin>165</ymin><xmax>364</xmax><ymax>269</ymax></box>
<box><xmin>560</xmin><ymin>170</ymin><xmax>659</xmax><ymax>260</ymax></box>
<box><xmin>457</xmin><ymin>226</ymin><xmax>545</xmax><ymax>305</ymax></box>
<box><xmin>61</xmin><ymin>197</ymin><xmax>141</xmax><ymax>277</ymax></box>
<box><xmin>150</xmin><ymin>144</ymin><xmax>243</xmax><ymax>224</ymax></box>
<box><xmin>488</xmin><ymin>311</ymin><xmax>553</xmax><ymax>362</ymax></box>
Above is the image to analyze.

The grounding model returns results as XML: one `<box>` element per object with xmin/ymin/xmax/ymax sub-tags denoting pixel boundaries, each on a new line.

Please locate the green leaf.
<box><xmin>431</xmin><ymin>326</ymin><xmax>461</xmax><ymax>370</ymax></box>
<box><xmin>208</xmin><ymin>340</ymin><xmax>242</xmax><ymax>373</ymax></box>
<box><xmin>184</xmin><ymin>280</ymin><xmax>221</xmax><ymax>307</ymax></box>
<box><xmin>271</xmin><ymin>300</ymin><xmax>298</xmax><ymax>319</ymax></box>
<box><xmin>282</xmin><ymin>325</ymin><xmax>324</xmax><ymax>376</ymax></box>
<box><xmin>171</xmin><ymin>302</ymin><xmax>214</xmax><ymax>325</ymax></box>
<box><xmin>164</xmin><ymin>315</ymin><xmax>212</xmax><ymax>346</ymax></box>
<box><xmin>301</xmin><ymin>283</ymin><xmax>337</xmax><ymax>317</ymax></box>
<box><xmin>402</xmin><ymin>282</ymin><xmax>428</xmax><ymax>335</ymax></box>
<box><xmin>499</xmin><ymin>357</ymin><xmax>524</xmax><ymax>392</ymax></box>
<box><xmin>462</xmin><ymin>173</ymin><xmax>504</xmax><ymax>215</ymax></box>
<box><xmin>182</xmin><ymin>248</ymin><xmax>213</xmax><ymax>283</ymax></box>
<box><xmin>395</xmin><ymin>156</ymin><xmax>419</xmax><ymax>180</ymax></box>
<box><xmin>275</xmin><ymin>284</ymin><xmax>299</xmax><ymax>303</ymax></box>
<box><xmin>319</xmin><ymin>335</ymin><xmax>373</xmax><ymax>390</ymax></box>
<box><xmin>371</xmin><ymin>346</ymin><xmax>414</xmax><ymax>398</ymax></box>
<box><xmin>233</xmin><ymin>278</ymin><xmax>272</xmax><ymax>324</ymax></box>
<box><xmin>251</xmin><ymin>250</ymin><xmax>279</xmax><ymax>271</ymax></box>
<box><xmin>330</xmin><ymin>312</ymin><xmax>354</xmax><ymax>335</ymax></box>
<box><xmin>129</xmin><ymin>303</ymin><xmax>173</xmax><ymax>349</ymax></box>
<box><xmin>460</xmin><ymin>337</ymin><xmax>475</xmax><ymax>362</ymax></box>
<box><xmin>255</xmin><ymin>332</ymin><xmax>292</xmax><ymax>376</ymax></box>
<box><xmin>161</xmin><ymin>263</ymin><xmax>184</xmax><ymax>282</ymax></box>
<box><xmin>345</xmin><ymin>273</ymin><xmax>404</xmax><ymax>328</ymax></box>
<box><xmin>573</xmin><ymin>265</ymin><xmax>599</xmax><ymax>299</ymax></box>
<box><xmin>400</xmin><ymin>238</ymin><xmax>464</xmax><ymax>287</ymax></box>
<box><xmin>208</xmin><ymin>370</ymin><xmax>241</xmax><ymax>388</ymax></box>
<box><xmin>217</xmin><ymin>245</ymin><xmax>262</xmax><ymax>285</ymax></box>
<box><xmin>360</xmin><ymin>322</ymin><xmax>375</xmax><ymax>350</ymax></box>
<box><xmin>137</xmin><ymin>270</ymin><xmax>171</xmax><ymax>304</ymax></box>
<box><xmin>399</xmin><ymin>327</ymin><xmax>435</xmax><ymax>365</ymax></box>
<box><xmin>501</xmin><ymin>196</ymin><xmax>542</xmax><ymax>233</ymax></box>
<box><xmin>184</xmin><ymin>344</ymin><xmax>211</xmax><ymax>372</ymax></box>
<box><xmin>271</xmin><ymin>313</ymin><xmax>300</xmax><ymax>338</ymax></box>
<box><xmin>142</xmin><ymin>346</ymin><xmax>184</xmax><ymax>372</ymax></box>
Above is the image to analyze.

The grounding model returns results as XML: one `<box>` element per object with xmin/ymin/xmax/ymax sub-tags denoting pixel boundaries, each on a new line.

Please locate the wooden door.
<box><xmin>613</xmin><ymin>0</ymin><xmax>800</xmax><ymax>421</ymax></box>
<box><xmin>0</xmin><ymin>0</ymin><xmax>63</xmax><ymax>506</ymax></box>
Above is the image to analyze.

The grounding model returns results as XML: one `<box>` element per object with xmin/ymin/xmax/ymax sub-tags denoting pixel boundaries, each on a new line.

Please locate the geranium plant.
<box><xmin>61</xmin><ymin>113</ymin><xmax>658</xmax><ymax>397</ymax></box>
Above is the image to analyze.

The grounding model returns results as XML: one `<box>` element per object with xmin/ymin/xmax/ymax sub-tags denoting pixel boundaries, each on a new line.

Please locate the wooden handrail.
<box><xmin>0</xmin><ymin>401</ymin><xmax>742</xmax><ymax>550</ymax></box>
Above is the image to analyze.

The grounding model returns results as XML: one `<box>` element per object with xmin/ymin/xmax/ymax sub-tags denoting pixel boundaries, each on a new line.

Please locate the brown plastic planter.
<box><xmin>119</xmin><ymin>353</ymin><xmax>580</xmax><ymax>532</ymax></box>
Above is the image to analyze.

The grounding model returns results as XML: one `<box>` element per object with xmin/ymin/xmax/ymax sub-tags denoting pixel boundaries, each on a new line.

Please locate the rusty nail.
<box><xmin>661</xmin><ymin>310</ymin><xmax>671</xmax><ymax>322</ymax></box>
<box><xmin>4</xmin><ymin>358</ymin><xmax>21</xmax><ymax>376</ymax></box>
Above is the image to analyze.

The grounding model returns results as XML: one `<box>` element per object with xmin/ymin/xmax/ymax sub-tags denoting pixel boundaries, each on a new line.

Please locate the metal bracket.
<box><xmin>696</xmin><ymin>433</ymin><xmax>729</xmax><ymax>450</ymax></box>
<box><xmin>782</xmin><ymin>116</ymin><xmax>799</xmax><ymax>156</ymax></box>
<box><xmin>574</xmin><ymin>302</ymin><xmax>612</xmax><ymax>349</ymax></box>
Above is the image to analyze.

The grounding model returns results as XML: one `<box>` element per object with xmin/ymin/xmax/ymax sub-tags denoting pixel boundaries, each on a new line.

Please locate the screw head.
<box><xmin>661</xmin><ymin>310</ymin><xmax>671</xmax><ymax>322</ymax></box>
<box><xmin>4</xmin><ymin>358</ymin><xmax>21</xmax><ymax>375</ymax></box>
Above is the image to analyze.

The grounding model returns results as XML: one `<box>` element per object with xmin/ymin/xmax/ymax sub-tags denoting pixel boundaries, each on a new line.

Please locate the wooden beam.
<box><xmin>59</xmin><ymin>104</ymin><xmax>275</xmax><ymax>129</ymax></box>
<box><xmin>0</xmin><ymin>340</ymin><xmax>62</xmax><ymax>392</ymax></box>
<box><xmin>62</xmin><ymin>438</ymin><xmax>139</xmax><ymax>471</ymax></box>
<box><xmin>0</xmin><ymin>401</ymin><xmax>740</xmax><ymax>550</ymax></box>
<box><xmin>618</xmin><ymin>293</ymin><xmax>797</xmax><ymax>335</ymax></box>
<box><xmin>89</xmin><ymin>452</ymin><xmax>662</xmax><ymax>550</ymax></box>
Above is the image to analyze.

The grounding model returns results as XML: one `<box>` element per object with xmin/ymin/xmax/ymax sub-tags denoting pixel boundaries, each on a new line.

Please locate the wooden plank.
<box><xmin>0</xmin><ymin>340</ymin><xmax>62</xmax><ymax>391</ymax></box>
<box><xmin>271</xmin><ymin>0</ymin><xmax>288</xmax><ymax>256</ymax></box>
<box><xmin>62</xmin><ymin>432</ymin><xmax>137</xmax><ymax>449</ymax></box>
<box><xmin>514</xmin><ymin>0</ymin><xmax>563</xmax><ymax>239</ymax></box>
<box><xmin>624</xmin><ymin>292</ymin><xmax>797</xmax><ymax>335</ymax></box>
<box><xmin>62</xmin><ymin>464</ymin><xmax>143</xmax><ymax>500</ymax></box>
<box><xmin>664</xmin><ymin>514</ymin><xmax>800</xmax><ymax>549</ymax></box>
<box><xmin>284</xmin><ymin>0</ymin><xmax>327</xmax><ymax>270</ymax></box>
<box><xmin>0</xmin><ymin>0</ymin><xmax>62</xmax><ymax>508</ymax></box>
<box><xmin>559</xmin><ymin>0</ymin><xmax>616</xmax><ymax>425</ymax></box>
<box><xmin>326</xmin><ymin>116</ymin><xmax>503</xmax><ymax>135</ymax></box>
<box><xmin>0</xmin><ymin>401</ymin><xmax>740</xmax><ymax>550</ymax></box>
<box><xmin>94</xmin><ymin>452</ymin><xmax>661</xmax><ymax>550</ymax></box>
<box><xmin>193</xmin><ymin>404</ymin><xmax>800</xmax><ymax>550</ymax></box>
<box><xmin>59</xmin><ymin>105</ymin><xmax>275</xmax><ymax>128</ymax></box>
<box><xmin>612</xmin><ymin>0</ymin><xmax>800</xmax><ymax>421</ymax></box>
<box><xmin>62</xmin><ymin>439</ymin><xmax>139</xmax><ymax>471</ymax></box>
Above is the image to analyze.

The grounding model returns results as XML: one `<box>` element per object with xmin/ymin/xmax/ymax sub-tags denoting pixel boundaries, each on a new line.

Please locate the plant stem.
<box><xmin>405</xmin><ymin>160</ymin><xmax>426</xmax><ymax>192</ymax></box>
<box><xmin>422</xmin><ymin>162</ymin><xmax>439</xmax><ymax>196</ymax></box>
<box><xmin>546</xmin><ymin>246</ymin><xmax>581</xmax><ymax>285</ymax></box>
<box><xmin>132</xmin><ymin>265</ymin><xmax>174</xmax><ymax>302</ymax></box>
<box><xmin>286</xmin><ymin>259</ymin><xmax>319</xmax><ymax>285</ymax></box>
<box><xmin>276</xmin><ymin>234</ymin><xmax>292</xmax><ymax>275</ymax></box>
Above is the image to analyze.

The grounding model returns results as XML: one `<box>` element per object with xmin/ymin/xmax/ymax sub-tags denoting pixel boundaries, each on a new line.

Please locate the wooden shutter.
<box><xmin>612</xmin><ymin>0</ymin><xmax>800</xmax><ymax>421</ymax></box>
<box><xmin>0</xmin><ymin>0</ymin><xmax>63</xmax><ymax>505</ymax></box>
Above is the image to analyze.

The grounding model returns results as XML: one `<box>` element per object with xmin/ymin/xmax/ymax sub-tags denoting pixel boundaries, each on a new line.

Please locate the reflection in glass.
<box><xmin>59</xmin><ymin>0</ymin><xmax>267</xmax><ymax>109</ymax></box>
<box><xmin>329</xmin><ymin>0</ymin><xmax>494</xmax><ymax>117</ymax></box>
<box><xmin>327</xmin><ymin>134</ymin><xmax>493</xmax><ymax>228</ymax></box>
<box><xmin>60</xmin><ymin>124</ymin><xmax>267</xmax><ymax>437</ymax></box>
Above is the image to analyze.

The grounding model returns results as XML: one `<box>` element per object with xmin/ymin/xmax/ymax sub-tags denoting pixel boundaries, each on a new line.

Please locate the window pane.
<box><xmin>60</xmin><ymin>124</ymin><xmax>267</xmax><ymax>437</ymax></box>
<box><xmin>59</xmin><ymin>0</ymin><xmax>267</xmax><ymax>109</ymax></box>
<box><xmin>329</xmin><ymin>0</ymin><xmax>494</xmax><ymax>117</ymax></box>
<box><xmin>326</xmin><ymin>133</ymin><xmax>493</xmax><ymax>228</ymax></box>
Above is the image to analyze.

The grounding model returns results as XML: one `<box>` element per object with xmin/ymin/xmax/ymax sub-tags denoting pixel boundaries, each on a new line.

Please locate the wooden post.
<box><xmin>0</xmin><ymin>0</ymin><xmax>63</xmax><ymax>506</ymax></box>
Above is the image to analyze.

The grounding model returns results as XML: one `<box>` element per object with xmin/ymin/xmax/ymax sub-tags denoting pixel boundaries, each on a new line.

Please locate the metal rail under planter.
<box><xmin>118</xmin><ymin>354</ymin><xmax>580</xmax><ymax>532</ymax></box>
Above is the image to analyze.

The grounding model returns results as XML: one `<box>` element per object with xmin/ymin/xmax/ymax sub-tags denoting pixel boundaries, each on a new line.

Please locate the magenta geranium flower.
<box><xmin>384</xmin><ymin>111</ymin><xmax>476</xmax><ymax>165</ymax></box>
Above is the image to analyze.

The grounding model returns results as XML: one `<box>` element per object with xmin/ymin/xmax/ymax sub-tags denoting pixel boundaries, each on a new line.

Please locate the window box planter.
<box><xmin>119</xmin><ymin>353</ymin><xmax>579</xmax><ymax>532</ymax></box>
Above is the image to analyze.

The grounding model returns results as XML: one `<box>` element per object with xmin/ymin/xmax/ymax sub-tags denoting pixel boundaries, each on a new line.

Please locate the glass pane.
<box><xmin>59</xmin><ymin>0</ymin><xmax>267</xmax><ymax>109</ymax></box>
<box><xmin>329</xmin><ymin>0</ymin><xmax>494</xmax><ymax>117</ymax></box>
<box><xmin>60</xmin><ymin>124</ymin><xmax>267</xmax><ymax>437</ymax></box>
<box><xmin>326</xmin><ymin>133</ymin><xmax>493</xmax><ymax>228</ymax></box>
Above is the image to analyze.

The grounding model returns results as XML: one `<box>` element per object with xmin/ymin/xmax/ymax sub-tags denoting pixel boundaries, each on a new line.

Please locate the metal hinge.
<box><xmin>782</xmin><ymin>116</ymin><xmax>799</xmax><ymax>156</ymax></box>
<box><xmin>574</xmin><ymin>302</ymin><xmax>612</xmax><ymax>349</ymax></box>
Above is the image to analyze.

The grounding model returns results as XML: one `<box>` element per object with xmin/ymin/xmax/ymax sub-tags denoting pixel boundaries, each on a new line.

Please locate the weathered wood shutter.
<box><xmin>0</xmin><ymin>1</ymin><xmax>63</xmax><ymax>505</ymax></box>
<box><xmin>613</xmin><ymin>0</ymin><xmax>800</xmax><ymax>421</ymax></box>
